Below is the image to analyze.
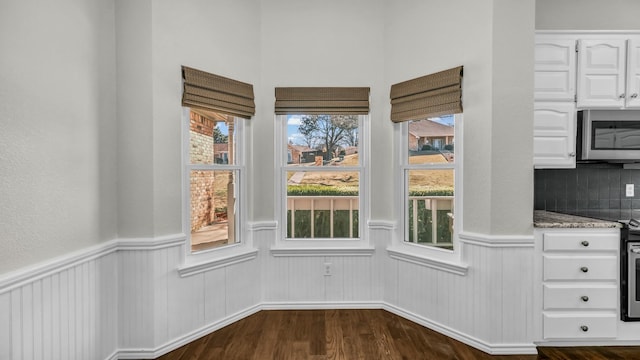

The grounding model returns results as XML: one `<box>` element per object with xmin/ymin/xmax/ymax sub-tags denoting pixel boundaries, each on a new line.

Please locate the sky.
<box><xmin>217</xmin><ymin>122</ymin><xmax>229</xmax><ymax>135</ymax></box>
<box><xmin>286</xmin><ymin>114</ymin><xmax>454</xmax><ymax>146</ymax></box>
<box><xmin>287</xmin><ymin>115</ymin><xmax>305</xmax><ymax>145</ymax></box>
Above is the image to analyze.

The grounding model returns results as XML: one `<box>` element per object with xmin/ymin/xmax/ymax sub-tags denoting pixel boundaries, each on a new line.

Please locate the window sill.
<box><xmin>270</xmin><ymin>246</ymin><xmax>375</xmax><ymax>257</ymax></box>
<box><xmin>386</xmin><ymin>246</ymin><xmax>468</xmax><ymax>276</ymax></box>
<box><xmin>178</xmin><ymin>247</ymin><xmax>258</xmax><ymax>277</ymax></box>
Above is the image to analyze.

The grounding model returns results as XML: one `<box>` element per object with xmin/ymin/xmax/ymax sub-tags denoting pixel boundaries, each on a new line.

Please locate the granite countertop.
<box><xmin>534</xmin><ymin>210</ymin><xmax>622</xmax><ymax>229</ymax></box>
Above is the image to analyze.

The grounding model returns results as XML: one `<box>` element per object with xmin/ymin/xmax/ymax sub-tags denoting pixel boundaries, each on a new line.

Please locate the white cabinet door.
<box><xmin>577</xmin><ymin>39</ymin><xmax>627</xmax><ymax>108</ymax></box>
<box><xmin>533</xmin><ymin>102</ymin><xmax>576</xmax><ymax>168</ymax></box>
<box><xmin>535</xmin><ymin>38</ymin><xmax>577</xmax><ymax>101</ymax></box>
<box><xmin>627</xmin><ymin>38</ymin><xmax>640</xmax><ymax>108</ymax></box>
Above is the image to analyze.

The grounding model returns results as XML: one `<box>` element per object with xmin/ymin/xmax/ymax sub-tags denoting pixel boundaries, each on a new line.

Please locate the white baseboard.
<box><xmin>261</xmin><ymin>301</ymin><xmax>382</xmax><ymax>310</ymax></box>
<box><xmin>115</xmin><ymin>301</ymin><xmax>536</xmax><ymax>359</ymax></box>
<box><xmin>382</xmin><ymin>303</ymin><xmax>538</xmax><ymax>355</ymax></box>
<box><xmin>117</xmin><ymin>305</ymin><xmax>262</xmax><ymax>359</ymax></box>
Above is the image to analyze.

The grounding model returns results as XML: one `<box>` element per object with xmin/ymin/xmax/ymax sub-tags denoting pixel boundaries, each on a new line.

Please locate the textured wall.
<box><xmin>536</xmin><ymin>0</ymin><xmax>640</xmax><ymax>30</ymax></box>
<box><xmin>0</xmin><ymin>0</ymin><xmax>117</xmax><ymax>273</ymax></box>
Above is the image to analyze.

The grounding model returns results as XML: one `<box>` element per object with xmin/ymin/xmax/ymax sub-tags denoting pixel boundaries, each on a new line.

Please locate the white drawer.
<box><xmin>543</xmin><ymin>313</ymin><xmax>617</xmax><ymax>339</ymax></box>
<box><xmin>543</xmin><ymin>232</ymin><xmax>618</xmax><ymax>252</ymax></box>
<box><xmin>543</xmin><ymin>284</ymin><xmax>617</xmax><ymax>310</ymax></box>
<box><xmin>543</xmin><ymin>255</ymin><xmax>617</xmax><ymax>281</ymax></box>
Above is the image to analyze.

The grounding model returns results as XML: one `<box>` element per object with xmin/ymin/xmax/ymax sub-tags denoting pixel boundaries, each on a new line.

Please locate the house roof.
<box><xmin>214</xmin><ymin>143</ymin><xmax>228</xmax><ymax>152</ymax></box>
<box><xmin>288</xmin><ymin>144</ymin><xmax>314</xmax><ymax>153</ymax></box>
<box><xmin>408</xmin><ymin>120</ymin><xmax>454</xmax><ymax>138</ymax></box>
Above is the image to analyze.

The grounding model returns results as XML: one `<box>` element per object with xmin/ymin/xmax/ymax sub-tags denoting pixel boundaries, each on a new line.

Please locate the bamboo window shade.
<box><xmin>389</xmin><ymin>66</ymin><xmax>463</xmax><ymax>123</ymax></box>
<box><xmin>274</xmin><ymin>87</ymin><xmax>370</xmax><ymax>115</ymax></box>
<box><xmin>181</xmin><ymin>66</ymin><xmax>255</xmax><ymax>119</ymax></box>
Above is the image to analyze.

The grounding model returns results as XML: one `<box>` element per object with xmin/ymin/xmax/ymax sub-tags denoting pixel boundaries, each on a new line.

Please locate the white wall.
<box><xmin>385</xmin><ymin>0</ymin><xmax>534</xmax><ymax>235</ymax></box>
<box><xmin>255</xmin><ymin>0</ymin><xmax>387</xmax><ymax>220</ymax></box>
<box><xmin>116</xmin><ymin>0</ymin><xmax>155</xmax><ymax>238</ymax></box>
<box><xmin>536</xmin><ymin>0</ymin><xmax>640</xmax><ymax>30</ymax></box>
<box><xmin>150</xmin><ymin>0</ymin><xmax>262</xmax><ymax>235</ymax></box>
<box><xmin>489</xmin><ymin>0</ymin><xmax>535</xmax><ymax>235</ymax></box>
<box><xmin>0</xmin><ymin>0</ymin><xmax>118</xmax><ymax>273</ymax></box>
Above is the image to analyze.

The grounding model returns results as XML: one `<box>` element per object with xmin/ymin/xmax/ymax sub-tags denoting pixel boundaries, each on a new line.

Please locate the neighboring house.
<box><xmin>287</xmin><ymin>144</ymin><xmax>318</xmax><ymax>164</ymax></box>
<box><xmin>408</xmin><ymin>119</ymin><xmax>454</xmax><ymax>151</ymax></box>
<box><xmin>343</xmin><ymin>146</ymin><xmax>358</xmax><ymax>156</ymax></box>
<box><xmin>214</xmin><ymin>143</ymin><xmax>229</xmax><ymax>164</ymax></box>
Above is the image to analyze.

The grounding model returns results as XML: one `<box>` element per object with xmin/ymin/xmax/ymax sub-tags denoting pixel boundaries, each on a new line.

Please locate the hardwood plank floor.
<box><xmin>155</xmin><ymin>309</ymin><xmax>640</xmax><ymax>360</ymax></box>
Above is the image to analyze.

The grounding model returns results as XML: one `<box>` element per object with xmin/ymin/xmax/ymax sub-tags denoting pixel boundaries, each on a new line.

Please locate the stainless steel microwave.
<box><xmin>580</xmin><ymin>110</ymin><xmax>640</xmax><ymax>162</ymax></box>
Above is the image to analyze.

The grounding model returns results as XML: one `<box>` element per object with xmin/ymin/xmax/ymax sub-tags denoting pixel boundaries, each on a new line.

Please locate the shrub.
<box><xmin>421</xmin><ymin>144</ymin><xmax>432</xmax><ymax>151</ymax></box>
<box><xmin>444</xmin><ymin>144</ymin><xmax>454</xmax><ymax>151</ymax></box>
<box><xmin>409</xmin><ymin>188</ymin><xmax>454</xmax><ymax>196</ymax></box>
<box><xmin>287</xmin><ymin>184</ymin><xmax>358</xmax><ymax>196</ymax></box>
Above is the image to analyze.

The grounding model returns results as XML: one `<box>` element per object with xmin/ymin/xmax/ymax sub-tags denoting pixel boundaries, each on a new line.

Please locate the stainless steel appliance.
<box><xmin>580</xmin><ymin>110</ymin><xmax>640</xmax><ymax>162</ymax></box>
<box><xmin>621</xmin><ymin>219</ymin><xmax>640</xmax><ymax>321</ymax></box>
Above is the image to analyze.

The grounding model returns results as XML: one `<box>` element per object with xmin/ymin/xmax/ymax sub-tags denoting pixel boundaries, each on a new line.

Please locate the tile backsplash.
<box><xmin>535</xmin><ymin>163</ymin><xmax>640</xmax><ymax>221</ymax></box>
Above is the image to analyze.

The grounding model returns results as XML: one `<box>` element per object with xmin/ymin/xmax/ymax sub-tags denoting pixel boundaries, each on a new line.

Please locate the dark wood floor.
<box><xmin>155</xmin><ymin>309</ymin><xmax>640</xmax><ymax>360</ymax></box>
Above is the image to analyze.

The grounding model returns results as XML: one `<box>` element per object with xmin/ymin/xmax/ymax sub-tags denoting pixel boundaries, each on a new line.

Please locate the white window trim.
<box><xmin>180</xmin><ymin>107</ymin><xmax>254</xmax><ymax>273</ymax></box>
<box><xmin>389</xmin><ymin>114</ymin><xmax>467</xmax><ymax>274</ymax></box>
<box><xmin>272</xmin><ymin>114</ymin><xmax>372</xmax><ymax>253</ymax></box>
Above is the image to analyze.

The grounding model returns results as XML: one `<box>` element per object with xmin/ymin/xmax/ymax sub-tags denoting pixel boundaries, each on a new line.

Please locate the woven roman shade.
<box><xmin>181</xmin><ymin>66</ymin><xmax>255</xmax><ymax>119</ymax></box>
<box><xmin>274</xmin><ymin>87</ymin><xmax>370</xmax><ymax>115</ymax></box>
<box><xmin>390</xmin><ymin>66</ymin><xmax>463</xmax><ymax>123</ymax></box>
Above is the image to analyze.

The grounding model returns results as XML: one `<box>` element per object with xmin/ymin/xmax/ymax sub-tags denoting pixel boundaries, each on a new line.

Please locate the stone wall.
<box><xmin>190</xmin><ymin>170</ymin><xmax>217</xmax><ymax>232</ymax></box>
<box><xmin>189</xmin><ymin>112</ymin><xmax>216</xmax><ymax>232</ymax></box>
<box><xmin>190</xmin><ymin>112</ymin><xmax>215</xmax><ymax>164</ymax></box>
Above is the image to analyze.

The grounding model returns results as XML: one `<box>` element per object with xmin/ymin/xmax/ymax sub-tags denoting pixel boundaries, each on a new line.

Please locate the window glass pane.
<box><xmin>286</xmin><ymin>115</ymin><xmax>359</xmax><ymax>167</ymax></box>
<box><xmin>190</xmin><ymin>169</ymin><xmax>238</xmax><ymax>251</ymax></box>
<box><xmin>406</xmin><ymin>169</ymin><xmax>454</xmax><ymax>249</ymax></box>
<box><xmin>407</xmin><ymin>116</ymin><xmax>455</xmax><ymax>165</ymax></box>
<box><xmin>286</xmin><ymin>170</ymin><xmax>359</xmax><ymax>239</ymax></box>
<box><xmin>189</xmin><ymin>111</ymin><xmax>236</xmax><ymax>165</ymax></box>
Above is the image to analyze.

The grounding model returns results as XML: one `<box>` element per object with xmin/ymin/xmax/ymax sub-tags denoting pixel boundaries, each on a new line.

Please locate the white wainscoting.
<box><xmin>384</xmin><ymin>230</ymin><xmax>537</xmax><ymax>355</ymax></box>
<box><xmin>116</xmin><ymin>236</ymin><xmax>261</xmax><ymax>359</ymax></box>
<box><xmin>0</xmin><ymin>225</ymin><xmax>538</xmax><ymax>359</ymax></box>
<box><xmin>0</xmin><ymin>244</ymin><xmax>119</xmax><ymax>360</ymax></box>
<box><xmin>0</xmin><ymin>233</ymin><xmax>263</xmax><ymax>360</ymax></box>
<box><xmin>257</xmin><ymin>221</ymin><xmax>380</xmax><ymax>307</ymax></box>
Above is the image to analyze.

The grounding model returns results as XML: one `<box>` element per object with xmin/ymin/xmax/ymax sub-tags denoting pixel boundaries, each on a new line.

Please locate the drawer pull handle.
<box><xmin>581</xmin><ymin>240</ymin><xmax>589</xmax><ymax>247</ymax></box>
<box><xmin>580</xmin><ymin>266</ymin><xmax>589</xmax><ymax>273</ymax></box>
<box><xmin>580</xmin><ymin>325</ymin><xmax>589</xmax><ymax>332</ymax></box>
<box><xmin>581</xmin><ymin>295</ymin><xmax>589</xmax><ymax>302</ymax></box>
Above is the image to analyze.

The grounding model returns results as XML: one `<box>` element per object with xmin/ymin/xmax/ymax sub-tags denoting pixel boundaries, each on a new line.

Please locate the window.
<box><xmin>390</xmin><ymin>66</ymin><xmax>463</xmax><ymax>257</ymax></box>
<box><xmin>274</xmin><ymin>87</ymin><xmax>370</xmax><ymax>247</ymax></box>
<box><xmin>180</xmin><ymin>66</ymin><xmax>254</xmax><ymax>254</ymax></box>
<box><xmin>401</xmin><ymin>114</ymin><xmax>461</xmax><ymax>250</ymax></box>
<box><xmin>186</xmin><ymin>110</ymin><xmax>243</xmax><ymax>252</ymax></box>
<box><xmin>280</xmin><ymin>114</ymin><xmax>365</xmax><ymax>241</ymax></box>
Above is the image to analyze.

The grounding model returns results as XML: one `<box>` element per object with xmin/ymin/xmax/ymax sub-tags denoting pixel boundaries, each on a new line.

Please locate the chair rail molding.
<box><xmin>459</xmin><ymin>231</ymin><xmax>535</xmax><ymax>248</ymax></box>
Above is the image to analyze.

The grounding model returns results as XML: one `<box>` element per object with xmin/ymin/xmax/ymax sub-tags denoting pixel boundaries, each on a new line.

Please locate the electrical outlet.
<box><xmin>627</xmin><ymin>184</ymin><xmax>635</xmax><ymax>197</ymax></box>
<box><xmin>324</xmin><ymin>262</ymin><xmax>332</xmax><ymax>276</ymax></box>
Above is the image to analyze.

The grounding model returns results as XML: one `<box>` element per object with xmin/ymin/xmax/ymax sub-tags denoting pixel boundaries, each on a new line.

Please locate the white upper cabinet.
<box><xmin>577</xmin><ymin>39</ymin><xmax>627</xmax><ymax>108</ymax></box>
<box><xmin>535</xmin><ymin>38</ymin><xmax>577</xmax><ymax>101</ymax></box>
<box><xmin>627</xmin><ymin>38</ymin><xmax>640</xmax><ymax>108</ymax></box>
<box><xmin>577</xmin><ymin>36</ymin><xmax>640</xmax><ymax>109</ymax></box>
<box><xmin>533</xmin><ymin>102</ymin><xmax>577</xmax><ymax>169</ymax></box>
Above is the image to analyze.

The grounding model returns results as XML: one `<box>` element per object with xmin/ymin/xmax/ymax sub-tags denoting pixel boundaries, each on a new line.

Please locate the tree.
<box><xmin>297</xmin><ymin>116</ymin><xmax>319</xmax><ymax>148</ymax></box>
<box><xmin>298</xmin><ymin>115</ymin><xmax>358</xmax><ymax>159</ymax></box>
<box><xmin>213</xmin><ymin>126</ymin><xmax>228</xmax><ymax>144</ymax></box>
<box><xmin>344</xmin><ymin>126</ymin><xmax>358</xmax><ymax>147</ymax></box>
